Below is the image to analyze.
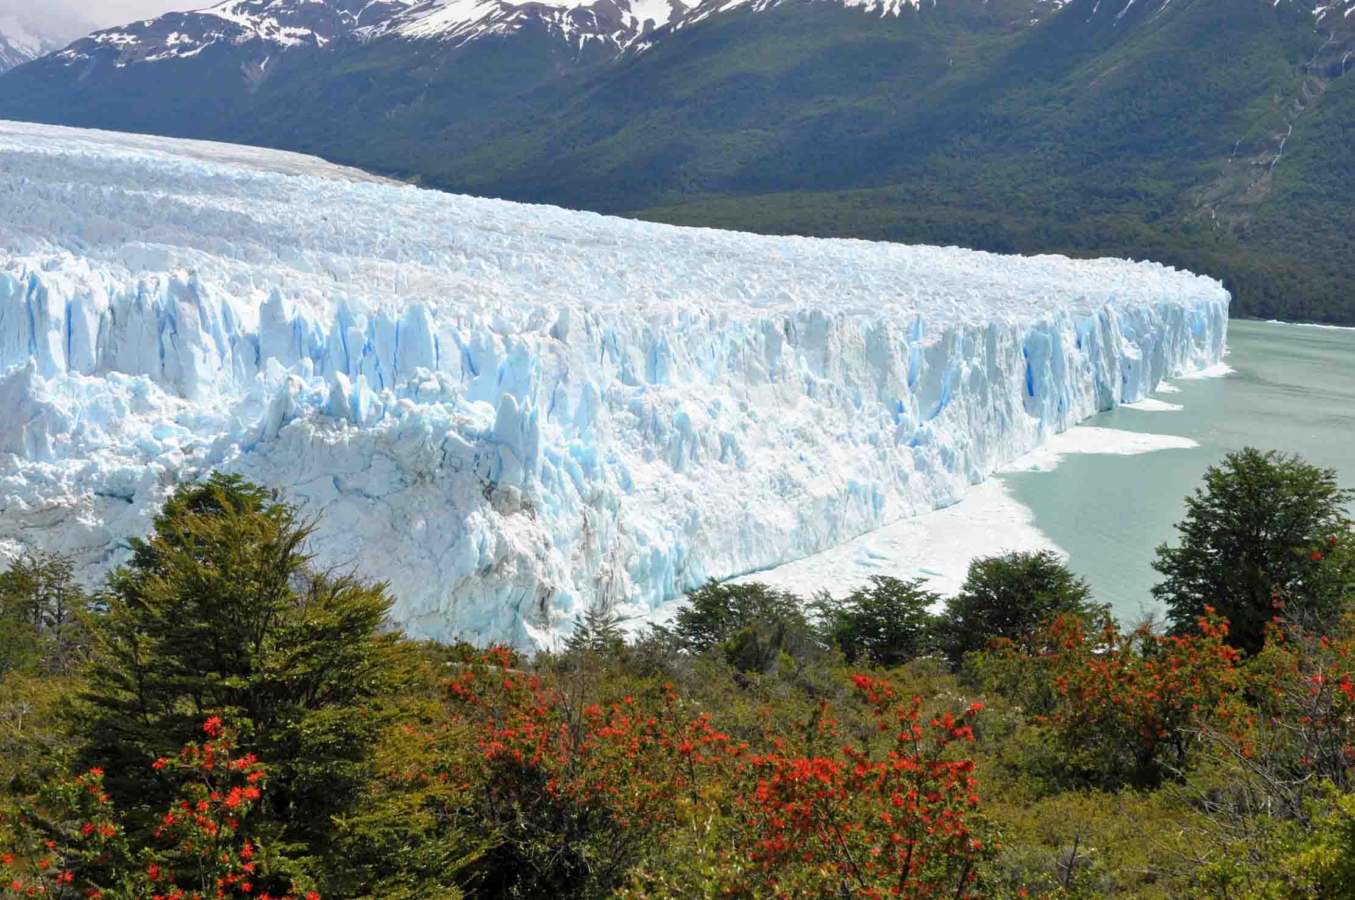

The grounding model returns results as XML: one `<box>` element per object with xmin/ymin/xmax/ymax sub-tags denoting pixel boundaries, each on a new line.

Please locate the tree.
<box><xmin>667</xmin><ymin>581</ymin><xmax>817</xmax><ymax>672</ymax></box>
<box><xmin>0</xmin><ymin>551</ymin><xmax>92</xmax><ymax>677</ymax></box>
<box><xmin>1153</xmin><ymin>449</ymin><xmax>1353</xmax><ymax>654</ymax></box>
<box><xmin>564</xmin><ymin>605</ymin><xmax>626</xmax><ymax>655</ymax></box>
<box><xmin>81</xmin><ymin>474</ymin><xmax>398</xmax><ymax>867</ymax></box>
<box><xmin>815</xmin><ymin>576</ymin><xmax>938</xmax><ymax>667</ymax></box>
<box><xmin>938</xmin><ymin>551</ymin><xmax>1098</xmax><ymax>667</ymax></box>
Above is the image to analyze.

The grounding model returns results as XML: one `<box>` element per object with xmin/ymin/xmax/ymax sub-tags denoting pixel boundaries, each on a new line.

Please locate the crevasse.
<box><xmin>0</xmin><ymin>121</ymin><xmax>1229</xmax><ymax>647</ymax></box>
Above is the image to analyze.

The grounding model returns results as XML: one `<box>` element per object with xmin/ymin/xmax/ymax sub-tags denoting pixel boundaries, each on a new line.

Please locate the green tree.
<box><xmin>668</xmin><ymin>581</ymin><xmax>817</xmax><ymax>672</ymax></box>
<box><xmin>1153</xmin><ymin>449</ymin><xmax>1353</xmax><ymax>654</ymax></box>
<box><xmin>939</xmin><ymin>551</ymin><xmax>1098</xmax><ymax>667</ymax></box>
<box><xmin>565</xmin><ymin>605</ymin><xmax>626</xmax><ymax>655</ymax></box>
<box><xmin>815</xmin><ymin>576</ymin><xmax>938</xmax><ymax>667</ymax></box>
<box><xmin>0</xmin><ymin>551</ymin><xmax>91</xmax><ymax>677</ymax></box>
<box><xmin>81</xmin><ymin>474</ymin><xmax>398</xmax><ymax>868</ymax></box>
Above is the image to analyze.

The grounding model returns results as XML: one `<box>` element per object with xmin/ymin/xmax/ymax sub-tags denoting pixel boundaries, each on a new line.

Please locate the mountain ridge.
<box><xmin>2</xmin><ymin>0</ymin><xmax>1353</xmax><ymax>322</ymax></box>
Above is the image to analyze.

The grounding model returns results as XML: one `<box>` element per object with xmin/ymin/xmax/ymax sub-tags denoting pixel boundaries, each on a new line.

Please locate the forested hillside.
<box><xmin>1</xmin><ymin>0</ymin><xmax>1351</xmax><ymax>321</ymax></box>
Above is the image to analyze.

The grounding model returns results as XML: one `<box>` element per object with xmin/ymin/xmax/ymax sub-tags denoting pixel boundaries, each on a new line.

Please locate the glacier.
<box><xmin>0</xmin><ymin>120</ymin><xmax>1229</xmax><ymax>647</ymax></box>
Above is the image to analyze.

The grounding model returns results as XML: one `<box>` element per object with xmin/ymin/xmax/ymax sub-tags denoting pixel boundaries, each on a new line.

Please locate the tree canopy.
<box><xmin>1153</xmin><ymin>448</ymin><xmax>1353</xmax><ymax>654</ymax></box>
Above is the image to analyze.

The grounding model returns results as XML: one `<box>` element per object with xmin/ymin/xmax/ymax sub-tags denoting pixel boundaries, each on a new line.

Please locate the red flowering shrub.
<box><xmin>727</xmin><ymin>675</ymin><xmax>987</xmax><ymax>898</ymax></box>
<box><xmin>442</xmin><ymin>650</ymin><xmax>989</xmax><ymax>898</ymax></box>
<box><xmin>0</xmin><ymin>765</ymin><xmax>128</xmax><ymax>899</ymax></box>
<box><xmin>984</xmin><ymin>608</ymin><xmax>1245</xmax><ymax>788</ymax></box>
<box><xmin>0</xmin><ymin>720</ymin><xmax>316</xmax><ymax>900</ymax></box>
<box><xmin>443</xmin><ymin>649</ymin><xmax>716</xmax><ymax>896</ymax></box>
<box><xmin>1195</xmin><ymin>621</ymin><xmax>1355</xmax><ymax>819</ymax></box>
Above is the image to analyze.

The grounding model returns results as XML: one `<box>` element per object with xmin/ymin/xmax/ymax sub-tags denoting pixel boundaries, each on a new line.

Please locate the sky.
<box><xmin>0</xmin><ymin>0</ymin><xmax>192</xmax><ymax>34</ymax></box>
<box><xmin>79</xmin><ymin>0</ymin><xmax>195</xmax><ymax>27</ymax></box>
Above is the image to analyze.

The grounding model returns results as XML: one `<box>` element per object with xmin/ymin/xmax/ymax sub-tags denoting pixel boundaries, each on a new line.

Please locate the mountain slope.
<box><xmin>0</xmin><ymin>0</ymin><xmax>1350</xmax><ymax>321</ymax></box>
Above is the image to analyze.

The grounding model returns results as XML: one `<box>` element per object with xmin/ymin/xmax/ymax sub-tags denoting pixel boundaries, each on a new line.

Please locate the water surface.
<box><xmin>1003</xmin><ymin>320</ymin><xmax>1355</xmax><ymax>620</ymax></box>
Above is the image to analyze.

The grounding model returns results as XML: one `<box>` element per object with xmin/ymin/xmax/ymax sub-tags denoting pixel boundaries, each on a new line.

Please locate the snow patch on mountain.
<box><xmin>54</xmin><ymin>0</ymin><xmax>1076</xmax><ymax>68</ymax></box>
<box><xmin>1313</xmin><ymin>0</ymin><xmax>1355</xmax><ymax>22</ymax></box>
<box><xmin>44</xmin><ymin>0</ymin><xmax>1355</xmax><ymax>73</ymax></box>
<box><xmin>56</xmin><ymin>0</ymin><xmax>409</xmax><ymax>67</ymax></box>
<box><xmin>0</xmin><ymin>121</ymin><xmax>1228</xmax><ymax>647</ymax></box>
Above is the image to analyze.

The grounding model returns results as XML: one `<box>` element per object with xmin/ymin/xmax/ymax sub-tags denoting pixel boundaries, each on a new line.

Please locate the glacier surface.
<box><xmin>0</xmin><ymin>121</ymin><xmax>1229</xmax><ymax>647</ymax></box>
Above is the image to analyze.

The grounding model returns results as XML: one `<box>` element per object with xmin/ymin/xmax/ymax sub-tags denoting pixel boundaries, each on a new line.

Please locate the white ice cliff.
<box><xmin>0</xmin><ymin>121</ymin><xmax>1229</xmax><ymax>646</ymax></box>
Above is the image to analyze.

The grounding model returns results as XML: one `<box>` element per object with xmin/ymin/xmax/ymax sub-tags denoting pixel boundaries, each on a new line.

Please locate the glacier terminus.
<box><xmin>0</xmin><ymin>121</ymin><xmax>1229</xmax><ymax>647</ymax></box>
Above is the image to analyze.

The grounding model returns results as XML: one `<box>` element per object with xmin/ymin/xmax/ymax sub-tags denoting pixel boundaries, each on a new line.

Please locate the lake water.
<box><xmin>1008</xmin><ymin>319</ymin><xmax>1355</xmax><ymax>621</ymax></box>
<box><xmin>736</xmin><ymin>319</ymin><xmax>1355</xmax><ymax>620</ymax></box>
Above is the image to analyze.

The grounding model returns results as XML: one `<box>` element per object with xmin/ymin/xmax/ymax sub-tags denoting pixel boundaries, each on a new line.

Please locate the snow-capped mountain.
<box><xmin>54</xmin><ymin>0</ymin><xmax>1071</xmax><ymax>71</ymax></box>
<box><xmin>46</xmin><ymin>0</ymin><xmax>1354</xmax><ymax>73</ymax></box>
<box><xmin>0</xmin><ymin>121</ymin><xmax>1227</xmax><ymax>646</ymax></box>
<box><xmin>52</xmin><ymin>0</ymin><xmax>703</xmax><ymax>68</ymax></box>
<box><xmin>54</xmin><ymin>0</ymin><xmax>403</xmax><ymax>67</ymax></box>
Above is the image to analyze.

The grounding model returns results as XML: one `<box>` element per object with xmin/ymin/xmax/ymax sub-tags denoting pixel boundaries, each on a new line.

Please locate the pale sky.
<box><xmin>80</xmin><ymin>0</ymin><xmax>196</xmax><ymax>27</ymax></box>
<box><xmin>1</xmin><ymin>0</ymin><xmax>194</xmax><ymax>35</ymax></box>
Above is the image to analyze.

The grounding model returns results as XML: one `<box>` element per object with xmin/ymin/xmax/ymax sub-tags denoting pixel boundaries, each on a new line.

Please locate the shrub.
<box><xmin>980</xmin><ymin>609</ymin><xmax>1244</xmax><ymax>789</ymax></box>
<box><xmin>443</xmin><ymin>648</ymin><xmax>726</xmax><ymax>897</ymax></box>
<box><xmin>729</xmin><ymin>674</ymin><xmax>988</xmax><ymax>897</ymax></box>
<box><xmin>0</xmin><ymin>719</ymin><xmax>316</xmax><ymax>900</ymax></box>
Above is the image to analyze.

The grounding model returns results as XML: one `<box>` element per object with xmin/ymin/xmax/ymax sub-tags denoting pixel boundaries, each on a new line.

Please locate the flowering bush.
<box><xmin>1</xmin><ymin>719</ymin><xmax>316</xmax><ymax>900</ymax></box>
<box><xmin>980</xmin><ymin>608</ymin><xmax>1244</xmax><ymax>788</ymax></box>
<box><xmin>443</xmin><ymin>648</ymin><xmax>718</xmax><ymax>896</ymax></box>
<box><xmin>727</xmin><ymin>675</ymin><xmax>987</xmax><ymax>898</ymax></box>
<box><xmin>1241</xmin><ymin>624</ymin><xmax>1355</xmax><ymax>793</ymax></box>
<box><xmin>439</xmin><ymin>650</ymin><xmax>991</xmax><ymax>898</ymax></box>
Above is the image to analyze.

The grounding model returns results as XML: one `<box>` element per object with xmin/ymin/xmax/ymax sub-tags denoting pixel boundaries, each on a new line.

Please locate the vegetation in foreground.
<box><xmin>1</xmin><ymin>448</ymin><xmax>1353</xmax><ymax>898</ymax></box>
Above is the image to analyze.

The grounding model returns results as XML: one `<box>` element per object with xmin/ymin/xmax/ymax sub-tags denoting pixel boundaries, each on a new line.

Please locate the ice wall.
<box><xmin>0</xmin><ymin>121</ymin><xmax>1229</xmax><ymax>646</ymax></box>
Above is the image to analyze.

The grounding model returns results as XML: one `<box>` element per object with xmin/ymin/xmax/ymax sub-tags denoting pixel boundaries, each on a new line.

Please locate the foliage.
<box><xmin>0</xmin><ymin>552</ymin><xmax>92</xmax><ymax>678</ymax></box>
<box><xmin>815</xmin><ymin>576</ymin><xmax>940</xmax><ymax>668</ymax></box>
<box><xmin>1153</xmin><ymin>448</ymin><xmax>1353</xmax><ymax>654</ymax></box>
<box><xmin>730</xmin><ymin>675</ymin><xmax>988</xmax><ymax>897</ymax></box>
<box><xmin>979</xmin><ymin>608</ymin><xmax>1245</xmax><ymax>790</ymax></box>
<box><xmin>8</xmin><ymin>462</ymin><xmax>1355</xmax><ymax>897</ymax></box>
<box><xmin>0</xmin><ymin>719</ymin><xmax>316</xmax><ymax>900</ymax></box>
<box><xmin>667</xmin><ymin>581</ymin><xmax>820</xmax><ymax>673</ymax></box>
<box><xmin>81</xmin><ymin>474</ymin><xmax>399</xmax><ymax>877</ymax></box>
<box><xmin>444</xmin><ymin>649</ymin><xmax>712</xmax><ymax>897</ymax></box>
<box><xmin>319</xmin><ymin>642</ymin><xmax>479</xmax><ymax>899</ymax></box>
<box><xmin>439</xmin><ymin>648</ymin><xmax>991</xmax><ymax>898</ymax></box>
<box><xmin>939</xmin><ymin>551</ymin><xmax>1099</xmax><ymax>667</ymax></box>
<box><xmin>1280</xmin><ymin>791</ymin><xmax>1355</xmax><ymax>896</ymax></box>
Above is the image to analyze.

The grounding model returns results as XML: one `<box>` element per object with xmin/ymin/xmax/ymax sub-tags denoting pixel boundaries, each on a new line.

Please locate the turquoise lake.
<box><xmin>1003</xmin><ymin>319</ymin><xmax>1355</xmax><ymax>621</ymax></box>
